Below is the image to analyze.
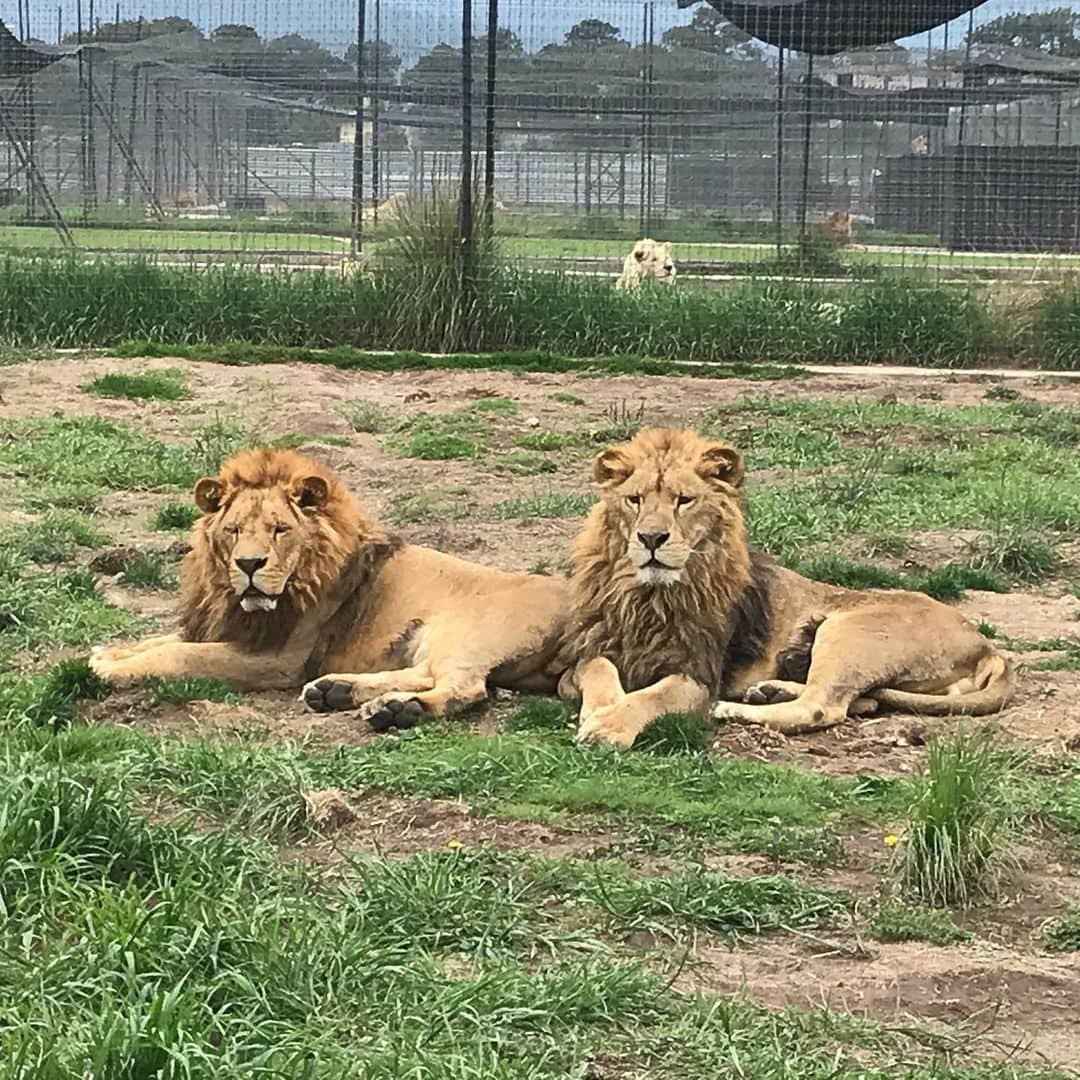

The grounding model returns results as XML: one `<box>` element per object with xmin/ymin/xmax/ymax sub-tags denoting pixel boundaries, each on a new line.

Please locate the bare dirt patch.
<box><xmin>682</xmin><ymin>937</ymin><xmax>1080</xmax><ymax>1070</ymax></box>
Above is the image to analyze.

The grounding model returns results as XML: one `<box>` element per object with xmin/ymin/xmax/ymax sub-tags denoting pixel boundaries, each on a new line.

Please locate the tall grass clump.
<box><xmin>1032</xmin><ymin>282</ymin><xmax>1080</xmax><ymax>370</ymax></box>
<box><xmin>378</xmin><ymin>189</ymin><xmax>501</xmax><ymax>352</ymax></box>
<box><xmin>897</xmin><ymin>731</ymin><xmax>1012</xmax><ymax>909</ymax></box>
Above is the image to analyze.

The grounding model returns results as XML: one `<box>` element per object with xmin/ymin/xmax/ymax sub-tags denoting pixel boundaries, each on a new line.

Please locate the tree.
<box><xmin>211</xmin><ymin>24</ymin><xmax>260</xmax><ymax>42</ymax></box>
<box><xmin>662</xmin><ymin>5</ymin><xmax>762</xmax><ymax>60</ymax></box>
<box><xmin>62</xmin><ymin>15</ymin><xmax>200</xmax><ymax>44</ymax></box>
<box><xmin>968</xmin><ymin>7</ymin><xmax>1080</xmax><ymax>56</ymax></box>
<box><xmin>265</xmin><ymin>33</ymin><xmax>347</xmax><ymax>73</ymax></box>
<box><xmin>345</xmin><ymin>40</ymin><xmax>403</xmax><ymax>79</ymax></box>
<box><xmin>476</xmin><ymin>26</ymin><xmax>524</xmax><ymax>56</ymax></box>
<box><xmin>564</xmin><ymin>19</ymin><xmax>623</xmax><ymax>50</ymax></box>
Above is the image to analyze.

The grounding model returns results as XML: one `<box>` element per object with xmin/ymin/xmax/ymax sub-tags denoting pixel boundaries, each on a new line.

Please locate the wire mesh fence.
<box><xmin>2</xmin><ymin>1</ymin><xmax>1080</xmax><ymax>279</ymax></box>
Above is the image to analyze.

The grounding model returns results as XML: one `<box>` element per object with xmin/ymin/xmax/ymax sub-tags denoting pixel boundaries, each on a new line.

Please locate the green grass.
<box><xmin>795</xmin><ymin>555</ymin><xmax>1008</xmax><ymax>601</ymax></box>
<box><xmin>82</xmin><ymin>366</ymin><xmax>192</xmax><ymax>401</ymax></box>
<box><xmin>141</xmin><ymin>676</ymin><xmax>241</xmax><ymax>706</ymax></box>
<box><xmin>6</xmin><ymin>258</ymin><xmax>1076</xmax><ymax>368</ymax></box>
<box><xmin>0</xmin><ymin>512</ymin><xmax>109</xmax><ymax>564</ymax></box>
<box><xmin>898</xmin><ymin>733</ymin><xmax>1013</xmax><ymax>909</ymax></box>
<box><xmin>345</xmin><ymin>398</ymin><xmax>392</xmax><ymax>434</ymax></box>
<box><xmin>492</xmin><ymin>491</ymin><xmax>593</xmax><ymax>520</ymax></box>
<box><xmin>495</xmin><ymin>451</ymin><xmax>558</xmax><ymax>476</ymax></box>
<box><xmin>515</xmin><ymin>430</ymin><xmax>574</xmax><ymax>452</ymax></box>
<box><xmin>551</xmin><ymin>391</ymin><xmax>585</xmax><ymax>406</ymax></box>
<box><xmin>150</xmin><ymin>501</ymin><xmax>201</xmax><ymax>531</ymax></box>
<box><xmin>117</xmin><ymin>550</ymin><xmax>175</xmax><ymax>591</ymax></box>
<box><xmin>868</xmin><ymin>899</ymin><xmax>972</xmax><ymax>946</ymax></box>
<box><xmin>19</xmin><ymin>481</ymin><xmax>104</xmax><ymax>513</ymax></box>
<box><xmin>1043</xmin><ymin>904</ymin><xmax>1080</xmax><ymax>951</ymax></box>
<box><xmin>389</xmin><ymin>489</ymin><xmax>476</xmax><ymax>525</ymax></box>
<box><xmin>0</xmin><ymin>415</ymin><xmax>200</xmax><ymax>491</ymax></box>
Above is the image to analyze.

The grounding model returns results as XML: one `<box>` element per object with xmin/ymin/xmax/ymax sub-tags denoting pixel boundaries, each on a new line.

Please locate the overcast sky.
<box><xmin>10</xmin><ymin>0</ymin><xmax>1045</xmax><ymax>56</ymax></box>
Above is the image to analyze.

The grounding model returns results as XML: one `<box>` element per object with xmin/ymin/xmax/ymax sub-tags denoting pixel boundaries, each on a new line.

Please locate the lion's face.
<box><xmin>629</xmin><ymin>239</ymin><xmax>676</xmax><ymax>283</ymax></box>
<box><xmin>194</xmin><ymin>471</ymin><xmax>330</xmax><ymax>612</ymax></box>
<box><xmin>593</xmin><ymin>429</ymin><xmax>744</xmax><ymax>587</ymax></box>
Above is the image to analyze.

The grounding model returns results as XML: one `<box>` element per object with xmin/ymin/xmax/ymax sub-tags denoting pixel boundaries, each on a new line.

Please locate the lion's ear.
<box><xmin>593</xmin><ymin>448</ymin><xmax>634</xmax><ymax>487</ymax></box>
<box><xmin>662</xmin><ymin>242</ymin><xmax>672</xmax><ymax>256</ymax></box>
<box><xmin>698</xmin><ymin>444</ymin><xmax>744</xmax><ymax>489</ymax></box>
<box><xmin>292</xmin><ymin>474</ymin><xmax>330</xmax><ymax>510</ymax></box>
<box><xmin>194</xmin><ymin>477</ymin><xmax>224</xmax><ymax>514</ymax></box>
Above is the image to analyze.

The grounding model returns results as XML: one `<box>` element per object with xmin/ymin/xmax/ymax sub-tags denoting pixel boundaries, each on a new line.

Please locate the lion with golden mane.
<box><xmin>91</xmin><ymin>449</ymin><xmax>569</xmax><ymax>730</ymax></box>
<box><xmin>562</xmin><ymin>428</ymin><xmax>1015</xmax><ymax>748</ymax></box>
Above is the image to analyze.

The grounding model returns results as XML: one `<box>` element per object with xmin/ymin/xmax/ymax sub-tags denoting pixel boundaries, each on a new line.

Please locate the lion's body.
<box><xmin>615</xmin><ymin>239</ymin><xmax>676</xmax><ymax>290</ymax></box>
<box><xmin>91</xmin><ymin>450</ymin><xmax>568</xmax><ymax>727</ymax></box>
<box><xmin>565</xmin><ymin>429</ymin><xmax>1014</xmax><ymax>747</ymax></box>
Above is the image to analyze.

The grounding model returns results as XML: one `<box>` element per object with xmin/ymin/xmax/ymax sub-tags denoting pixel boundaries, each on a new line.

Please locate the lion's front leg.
<box><xmin>90</xmin><ymin>639</ymin><xmax>307</xmax><ymax>692</ymax></box>
<box><xmin>90</xmin><ymin>633</ymin><xmax>182</xmax><ymax>664</ymax></box>
<box><xmin>301</xmin><ymin>666</ymin><xmax>435</xmax><ymax>713</ymax></box>
<box><xmin>576</xmin><ymin>669</ymin><xmax>710</xmax><ymax>750</ymax></box>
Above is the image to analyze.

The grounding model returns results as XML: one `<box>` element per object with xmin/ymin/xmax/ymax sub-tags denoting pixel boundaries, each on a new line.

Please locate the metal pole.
<box><xmin>645</xmin><ymin>1</ymin><xmax>655</xmax><ymax>226</ymax></box>
<box><xmin>798</xmin><ymin>52</ymin><xmax>814</xmax><ymax>240</ymax></box>
<box><xmin>350</xmin><ymin>0</ymin><xmax>366</xmax><ymax>254</ymax></box>
<box><xmin>105</xmin><ymin>60</ymin><xmax>118</xmax><ymax>201</ymax></box>
<box><xmin>958</xmin><ymin>7</ymin><xmax>975</xmax><ymax>146</ymax></box>
<box><xmin>774</xmin><ymin>46</ymin><xmax>785</xmax><ymax>256</ymax></box>
<box><xmin>86</xmin><ymin>0</ymin><xmax>97</xmax><ymax>213</ymax></box>
<box><xmin>638</xmin><ymin>1</ymin><xmax>647</xmax><ymax>234</ymax></box>
<box><xmin>483</xmin><ymin>0</ymin><xmax>497</xmax><ymax>224</ymax></box>
<box><xmin>123</xmin><ymin>63</ymin><xmax>138</xmax><ymax>203</ymax></box>
<box><xmin>76</xmin><ymin>0</ymin><xmax>90</xmax><ymax>218</ymax></box>
<box><xmin>460</xmin><ymin>0</ymin><xmax>474</xmax><ymax>344</ymax></box>
<box><xmin>371</xmin><ymin>0</ymin><xmax>381</xmax><ymax>216</ymax></box>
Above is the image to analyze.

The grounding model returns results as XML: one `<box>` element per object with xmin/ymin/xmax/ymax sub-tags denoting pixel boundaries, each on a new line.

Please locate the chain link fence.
<box><xmin>2</xmin><ymin>1</ymin><xmax>1080</xmax><ymax>279</ymax></box>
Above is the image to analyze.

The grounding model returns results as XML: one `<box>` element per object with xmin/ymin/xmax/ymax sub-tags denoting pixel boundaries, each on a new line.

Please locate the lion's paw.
<box><xmin>742</xmin><ymin>681</ymin><xmax>799</xmax><ymax>706</ymax></box>
<box><xmin>90</xmin><ymin>643</ymin><xmax>138</xmax><ymax>664</ymax></box>
<box><xmin>88</xmin><ymin>653</ymin><xmax>135</xmax><ymax>687</ymax></box>
<box><xmin>359</xmin><ymin>695</ymin><xmax>426</xmax><ymax>733</ymax></box>
<box><xmin>301</xmin><ymin>678</ymin><xmax>358</xmax><ymax>714</ymax></box>
<box><xmin>711</xmin><ymin>701</ymin><xmax>762</xmax><ymax>726</ymax></box>
<box><xmin>575</xmin><ymin>704</ymin><xmax>640</xmax><ymax>750</ymax></box>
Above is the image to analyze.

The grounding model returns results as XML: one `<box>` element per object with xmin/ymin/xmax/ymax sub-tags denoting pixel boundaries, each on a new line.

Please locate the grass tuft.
<box><xmin>898</xmin><ymin>731</ymin><xmax>1012</xmax><ymax>909</ymax></box>
<box><xmin>82</xmin><ymin>366</ymin><xmax>191</xmax><ymax>401</ymax></box>
<box><xmin>151</xmin><ymin>502</ymin><xmax>200</xmax><ymax>531</ymax></box>
<box><xmin>633</xmin><ymin>713</ymin><xmax>713</xmax><ymax>756</ymax></box>
<box><xmin>868</xmin><ymin>899</ymin><xmax>972</xmax><ymax>945</ymax></box>
<box><xmin>345</xmin><ymin>398</ymin><xmax>392</xmax><ymax>434</ymax></box>
<box><xmin>141</xmin><ymin>676</ymin><xmax>241</xmax><ymax>706</ymax></box>
<box><xmin>1043</xmin><ymin>904</ymin><xmax>1080</xmax><ymax>951</ymax></box>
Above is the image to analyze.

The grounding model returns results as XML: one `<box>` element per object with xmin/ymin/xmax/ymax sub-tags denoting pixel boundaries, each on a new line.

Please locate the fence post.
<box><xmin>483</xmin><ymin>0</ymin><xmax>497</xmax><ymax>226</ymax></box>
<box><xmin>460</xmin><ymin>0</ymin><xmax>474</xmax><ymax>347</ymax></box>
<box><xmin>350</xmin><ymin>0</ymin><xmax>366</xmax><ymax>255</ymax></box>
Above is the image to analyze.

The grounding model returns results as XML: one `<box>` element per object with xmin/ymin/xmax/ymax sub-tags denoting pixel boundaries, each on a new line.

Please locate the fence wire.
<box><xmin>2</xmin><ymin>1</ymin><xmax>1080</xmax><ymax>278</ymax></box>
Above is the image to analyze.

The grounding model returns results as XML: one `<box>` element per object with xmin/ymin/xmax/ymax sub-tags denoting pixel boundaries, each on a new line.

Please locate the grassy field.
<box><xmin>0</xmin><ymin>351</ymin><xmax>1078</xmax><ymax>1075</ymax></box>
<box><xmin>7</xmin><ymin>258</ymin><xmax>1080</xmax><ymax>367</ymax></box>
<box><xmin>0</xmin><ymin>225</ymin><xmax>349</xmax><ymax>253</ymax></box>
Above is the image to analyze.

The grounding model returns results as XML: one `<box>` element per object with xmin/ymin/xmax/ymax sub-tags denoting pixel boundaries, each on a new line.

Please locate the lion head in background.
<box><xmin>567</xmin><ymin>428</ymin><xmax>755</xmax><ymax>694</ymax></box>
<box><xmin>180</xmin><ymin>449</ymin><xmax>389</xmax><ymax>649</ymax></box>
<box><xmin>615</xmin><ymin>238</ymin><xmax>676</xmax><ymax>290</ymax></box>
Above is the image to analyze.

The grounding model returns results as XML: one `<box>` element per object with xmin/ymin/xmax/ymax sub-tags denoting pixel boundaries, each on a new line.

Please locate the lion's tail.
<box><xmin>869</xmin><ymin>652</ymin><xmax>1015</xmax><ymax>717</ymax></box>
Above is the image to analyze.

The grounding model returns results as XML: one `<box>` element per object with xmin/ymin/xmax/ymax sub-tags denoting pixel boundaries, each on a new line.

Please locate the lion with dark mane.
<box><xmin>91</xmin><ymin>449</ymin><xmax>568</xmax><ymax>729</ymax></box>
<box><xmin>562</xmin><ymin>428</ymin><xmax>1015</xmax><ymax>747</ymax></box>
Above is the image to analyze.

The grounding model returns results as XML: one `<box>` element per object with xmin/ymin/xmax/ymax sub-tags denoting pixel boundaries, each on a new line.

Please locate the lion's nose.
<box><xmin>235</xmin><ymin>556</ymin><xmax>268</xmax><ymax>578</ymax></box>
<box><xmin>637</xmin><ymin>531</ymin><xmax>670</xmax><ymax>552</ymax></box>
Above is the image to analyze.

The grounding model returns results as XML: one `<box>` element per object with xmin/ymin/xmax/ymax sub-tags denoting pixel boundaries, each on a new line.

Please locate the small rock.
<box><xmin>524</xmin><ymin>416</ymin><xmax>541</xmax><ymax>428</ymax></box>
<box><xmin>404</xmin><ymin>389</ymin><xmax>433</xmax><ymax>403</ymax></box>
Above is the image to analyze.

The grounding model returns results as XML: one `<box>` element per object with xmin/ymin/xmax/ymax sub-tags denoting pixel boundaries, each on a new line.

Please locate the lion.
<box><xmin>90</xmin><ymin>449</ymin><xmax>569</xmax><ymax>730</ymax></box>
<box><xmin>615</xmin><ymin>239</ymin><xmax>676</xmax><ymax>290</ymax></box>
<box><xmin>561</xmin><ymin>428</ymin><xmax>1015</xmax><ymax>748</ymax></box>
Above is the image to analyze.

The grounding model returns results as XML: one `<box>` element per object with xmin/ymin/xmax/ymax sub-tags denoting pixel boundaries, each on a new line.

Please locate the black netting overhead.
<box><xmin>0</xmin><ymin>19</ymin><xmax>66</xmax><ymax>77</ymax></box>
<box><xmin>692</xmin><ymin>0</ymin><xmax>989</xmax><ymax>54</ymax></box>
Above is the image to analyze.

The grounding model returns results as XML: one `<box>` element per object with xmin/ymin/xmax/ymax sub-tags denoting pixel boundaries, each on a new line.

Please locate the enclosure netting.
<box><xmin>2</xmin><ymin>0</ymin><xmax>1080</xmax><ymax>274</ymax></box>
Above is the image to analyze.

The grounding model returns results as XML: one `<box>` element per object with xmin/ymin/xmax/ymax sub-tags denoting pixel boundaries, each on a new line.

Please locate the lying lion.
<box><xmin>90</xmin><ymin>449</ymin><xmax>568</xmax><ymax>730</ymax></box>
<box><xmin>615</xmin><ymin>238</ymin><xmax>676</xmax><ymax>290</ymax></box>
<box><xmin>562</xmin><ymin>428</ymin><xmax>1015</xmax><ymax>748</ymax></box>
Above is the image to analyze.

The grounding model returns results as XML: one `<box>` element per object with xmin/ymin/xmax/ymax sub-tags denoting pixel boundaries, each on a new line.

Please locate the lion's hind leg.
<box><xmin>714</xmin><ymin>606</ymin><xmax>941</xmax><ymax>734</ymax></box>
<box><xmin>741</xmin><ymin>680</ymin><xmax>878</xmax><ymax>717</ymax></box>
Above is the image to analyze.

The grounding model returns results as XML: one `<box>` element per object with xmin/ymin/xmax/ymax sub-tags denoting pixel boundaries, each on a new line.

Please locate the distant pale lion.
<box><xmin>615</xmin><ymin>238</ymin><xmax>676</xmax><ymax>290</ymax></box>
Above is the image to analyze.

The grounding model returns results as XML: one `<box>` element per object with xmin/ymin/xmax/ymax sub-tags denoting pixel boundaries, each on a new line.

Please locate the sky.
<box><xmin>7</xmin><ymin>0</ymin><xmax>1047</xmax><ymax>56</ymax></box>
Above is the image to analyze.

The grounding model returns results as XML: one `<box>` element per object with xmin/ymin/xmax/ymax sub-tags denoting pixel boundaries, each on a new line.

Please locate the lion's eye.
<box><xmin>271</xmin><ymin>524</ymin><xmax>289</xmax><ymax>538</ymax></box>
<box><xmin>226</xmin><ymin>524</ymin><xmax>241</xmax><ymax>536</ymax></box>
<box><xmin>676</xmin><ymin>496</ymin><xmax>695</xmax><ymax>508</ymax></box>
<box><xmin>625</xmin><ymin>495</ymin><xmax>641</xmax><ymax>507</ymax></box>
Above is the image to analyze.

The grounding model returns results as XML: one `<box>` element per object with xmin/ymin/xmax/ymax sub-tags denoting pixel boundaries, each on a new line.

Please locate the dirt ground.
<box><xmin>3</xmin><ymin>353</ymin><xmax>1079</xmax><ymax>1070</ymax></box>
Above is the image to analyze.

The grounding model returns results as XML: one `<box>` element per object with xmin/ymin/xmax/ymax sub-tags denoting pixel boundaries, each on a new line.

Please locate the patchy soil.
<box><xmin>683</xmin><ymin>937</ymin><xmax>1080</xmax><ymax>1069</ymax></box>
<box><xmin>5</xmin><ymin>354</ymin><xmax>1080</xmax><ymax>1071</ymax></box>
